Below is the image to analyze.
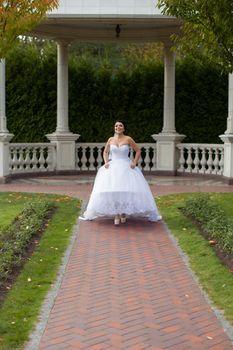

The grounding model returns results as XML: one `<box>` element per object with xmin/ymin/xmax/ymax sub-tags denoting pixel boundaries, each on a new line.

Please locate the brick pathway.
<box><xmin>1</xmin><ymin>176</ymin><xmax>233</xmax><ymax>349</ymax></box>
<box><xmin>38</xmin><ymin>219</ymin><xmax>232</xmax><ymax>350</ymax></box>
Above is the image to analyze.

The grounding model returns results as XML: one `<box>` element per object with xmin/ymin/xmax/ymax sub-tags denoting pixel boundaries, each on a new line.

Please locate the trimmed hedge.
<box><xmin>0</xmin><ymin>200</ymin><xmax>54</xmax><ymax>286</ymax></box>
<box><xmin>182</xmin><ymin>193</ymin><xmax>233</xmax><ymax>254</ymax></box>
<box><xmin>6</xmin><ymin>43</ymin><xmax>228</xmax><ymax>143</ymax></box>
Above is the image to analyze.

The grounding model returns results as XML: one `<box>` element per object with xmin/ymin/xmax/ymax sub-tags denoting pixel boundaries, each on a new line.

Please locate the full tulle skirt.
<box><xmin>82</xmin><ymin>158</ymin><xmax>161</xmax><ymax>221</ymax></box>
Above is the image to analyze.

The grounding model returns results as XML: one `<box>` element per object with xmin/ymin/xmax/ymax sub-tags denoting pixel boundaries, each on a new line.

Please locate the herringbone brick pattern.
<box><xmin>38</xmin><ymin>219</ymin><xmax>233</xmax><ymax>350</ymax></box>
<box><xmin>1</xmin><ymin>177</ymin><xmax>233</xmax><ymax>349</ymax></box>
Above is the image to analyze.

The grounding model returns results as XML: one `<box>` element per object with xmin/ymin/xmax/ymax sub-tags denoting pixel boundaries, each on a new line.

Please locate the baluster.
<box><xmin>193</xmin><ymin>146</ymin><xmax>199</xmax><ymax>173</ymax></box>
<box><xmin>143</xmin><ymin>146</ymin><xmax>150</xmax><ymax>171</ymax></box>
<box><xmin>9</xmin><ymin>147</ymin><xmax>15</xmax><ymax>173</ymax></box>
<box><xmin>13</xmin><ymin>147</ymin><xmax>19</xmax><ymax>172</ymax></box>
<box><xmin>82</xmin><ymin>147</ymin><xmax>88</xmax><ymax>171</ymax></box>
<box><xmin>10</xmin><ymin>147</ymin><xmax>16</xmax><ymax>171</ymax></box>
<box><xmin>177</xmin><ymin>145</ymin><xmax>185</xmax><ymax>172</ymax></box>
<box><xmin>199</xmin><ymin>147</ymin><xmax>207</xmax><ymax>173</ymax></box>
<box><xmin>218</xmin><ymin>147</ymin><xmax>224</xmax><ymax>175</ymax></box>
<box><xmin>38</xmin><ymin>147</ymin><xmax>46</xmax><ymax>170</ymax></box>
<box><xmin>76</xmin><ymin>146</ymin><xmax>82</xmax><ymax>171</ymax></box>
<box><xmin>24</xmin><ymin>147</ymin><xmax>31</xmax><ymax>171</ymax></box>
<box><xmin>206</xmin><ymin>148</ymin><xmax>213</xmax><ymax>174</ymax></box>
<box><xmin>138</xmin><ymin>147</ymin><xmax>144</xmax><ymax>170</ymax></box>
<box><xmin>96</xmin><ymin>146</ymin><xmax>103</xmax><ymax>169</ymax></box>
<box><xmin>212</xmin><ymin>148</ymin><xmax>219</xmax><ymax>175</ymax></box>
<box><xmin>31</xmin><ymin>149</ymin><xmax>38</xmax><ymax>171</ymax></box>
<box><xmin>89</xmin><ymin>146</ymin><xmax>95</xmax><ymax>171</ymax></box>
<box><xmin>18</xmin><ymin>148</ymin><xmax>24</xmax><ymax>172</ymax></box>
<box><xmin>151</xmin><ymin>145</ymin><xmax>157</xmax><ymax>171</ymax></box>
<box><xmin>47</xmin><ymin>146</ymin><xmax>53</xmax><ymax>171</ymax></box>
<box><xmin>186</xmin><ymin>147</ymin><xmax>193</xmax><ymax>172</ymax></box>
<box><xmin>74</xmin><ymin>145</ymin><xmax>78</xmax><ymax>170</ymax></box>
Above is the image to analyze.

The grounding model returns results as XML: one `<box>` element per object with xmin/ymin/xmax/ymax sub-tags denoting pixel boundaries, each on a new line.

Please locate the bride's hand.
<box><xmin>130</xmin><ymin>162</ymin><xmax>136</xmax><ymax>169</ymax></box>
<box><xmin>104</xmin><ymin>162</ymin><xmax>110</xmax><ymax>168</ymax></box>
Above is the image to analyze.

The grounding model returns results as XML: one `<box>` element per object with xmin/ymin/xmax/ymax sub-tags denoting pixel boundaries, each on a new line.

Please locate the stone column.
<box><xmin>0</xmin><ymin>59</ymin><xmax>8</xmax><ymax>133</ymax></box>
<box><xmin>0</xmin><ymin>59</ymin><xmax>14</xmax><ymax>181</ymax></box>
<box><xmin>162</xmin><ymin>46</ymin><xmax>176</xmax><ymax>133</ymax></box>
<box><xmin>219</xmin><ymin>73</ymin><xmax>233</xmax><ymax>183</ymax></box>
<box><xmin>56</xmin><ymin>42</ymin><xmax>69</xmax><ymax>133</ymax></box>
<box><xmin>152</xmin><ymin>46</ymin><xmax>185</xmax><ymax>174</ymax></box>
<box><xmin>46</xmin><ymin>42</ymin><xmax>79</xmax><ymax>171</ymax></box>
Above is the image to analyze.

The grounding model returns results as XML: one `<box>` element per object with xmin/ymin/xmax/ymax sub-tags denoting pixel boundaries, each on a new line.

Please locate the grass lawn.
<box><xmin>0</xmin><ymin>192</ymin><xmax>31</xmax><ymax>227</ymax></box>
<box><xmin>0</xmin><ymin>192</ymin><xmax>81</xmax><ymax>350</ymax></box>
<box><xmin>157</xmin><ymin>192</ymin><xmax>233</xmax><ymax>326</ymax></box>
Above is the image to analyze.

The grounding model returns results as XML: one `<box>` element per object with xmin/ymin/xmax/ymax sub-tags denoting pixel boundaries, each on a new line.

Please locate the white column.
<box><xmin>162</xmin><ymin>46</ymin><xmax>176</xmax><ymax>133</ymax></box>
<box><xmin>0</xmin><ymin>59</ymin><xmax>8</xmax><ymax>133</ymax></box>
<box><xmin>152</xmin><ymin>45</ymin><xmax>185</xmax><ymax>173</ymax></box>
<box><xmin>0</xmin><ymin>59</ymin><xmax>14</xmax><ymax>181</ymax></box>
<box><xmin>46</xmin><ymin>42</ymin><xmax>80</xmax><ymax>171</ymax></box>
<box><xmin>56</xmin><ymin>42</ymin><xmax>69</xmax><ymax>133</ymax></box>
<box><xmin>219</xmin><ymin>73</ymin><xmax>233</xmax><ymax>182</ymax></box>
<box><xmin>226</xmin><ymin>73</ymin><xmax>233</xmax><ymax>134</ymax></box>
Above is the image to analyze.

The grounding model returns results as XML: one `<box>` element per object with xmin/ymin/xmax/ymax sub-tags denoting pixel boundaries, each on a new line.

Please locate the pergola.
<box><xmin>1</xmin><ymin>0</ymin><xmax>233</xmax><ymax>182</ymax></box>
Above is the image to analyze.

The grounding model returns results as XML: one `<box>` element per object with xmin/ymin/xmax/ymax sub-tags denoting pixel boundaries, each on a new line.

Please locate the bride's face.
<box><xmin>114</xmin><ymin>122</ymin><xmax>125</xmax><ymax>134</ymax></box>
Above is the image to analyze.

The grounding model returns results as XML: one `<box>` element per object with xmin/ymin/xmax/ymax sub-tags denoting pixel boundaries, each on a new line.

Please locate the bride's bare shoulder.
<box><xmin>104</xmin><ymin>137</ymin><xmax>113</xmax><ymax>147</ymax></box>
<box><xmin>107</xmin><ymin>137</ymin><xmax>114</xmax><ymax>143</ymax></box>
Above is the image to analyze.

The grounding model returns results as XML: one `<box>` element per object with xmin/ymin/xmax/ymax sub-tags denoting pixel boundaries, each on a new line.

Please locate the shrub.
<box><xmin>6</xmin><ymin>42</ymin><xmax>227</xmax><ymax>143</ymax></box>
<box><xmin>0</xmin><ymin>200</ymin><xmax>54</xmax><ymax>286</ymax></box>
<box><xmin>183</xmin><ymin>193</ymin><xmax>233</xmax><ymax>253</ymax></box>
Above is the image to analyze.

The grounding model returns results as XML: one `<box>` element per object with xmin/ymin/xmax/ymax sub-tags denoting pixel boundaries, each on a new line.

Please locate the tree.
<box><xmin>0</xmin><ymin>0</ymin><xmax>58</xmax><ymax>58</ymax></box>
<box><xmin>157</xmin><ymin>0</ymin><xmax>233</xmax><ymax>73</ymax></box>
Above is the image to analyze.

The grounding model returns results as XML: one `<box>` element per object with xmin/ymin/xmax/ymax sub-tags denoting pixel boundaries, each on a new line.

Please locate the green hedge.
<box><xmin>183</xmin><ymin>193</ymin><xmax>233</xmax><ymax>254</ymax></box>
<box><xmin>6</xmin><ymin>43</ymin><xmax>227</xmax><ymax>143</ymax></box>
<box><xmin>0</xmin><ymin>200</ymin><xmax>53</xmax><ymax>286</ymax></box>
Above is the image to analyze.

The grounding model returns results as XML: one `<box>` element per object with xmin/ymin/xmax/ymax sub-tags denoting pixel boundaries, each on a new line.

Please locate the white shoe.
<box><xmin>114</xmin><ymin>216</ymin><xmax>120</xmax><ymax>225</ymax></box>
<box><xmin>120</xmin><ymin>215</ymin><xmax>126</xmax><ymax>223</ymax></box>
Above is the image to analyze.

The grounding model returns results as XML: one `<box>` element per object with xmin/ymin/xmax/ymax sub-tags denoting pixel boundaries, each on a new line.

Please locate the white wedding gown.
<box><xmin>82</xmin><ymin>144</ymin><xmax>161</xmax><ymax>221</ymax></box>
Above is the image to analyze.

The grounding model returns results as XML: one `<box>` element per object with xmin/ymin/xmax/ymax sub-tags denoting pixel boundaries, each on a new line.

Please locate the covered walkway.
<box><xmin>1</xmin><ymin>176</ymin><xmax>233</xmax><ymax>349</ymax></box>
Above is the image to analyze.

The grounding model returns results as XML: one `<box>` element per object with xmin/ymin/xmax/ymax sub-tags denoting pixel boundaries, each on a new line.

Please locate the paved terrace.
<box><xmin>1</xmin><ymin>176</ymin><xmax>233</xmax><ymax>350</ymax></box>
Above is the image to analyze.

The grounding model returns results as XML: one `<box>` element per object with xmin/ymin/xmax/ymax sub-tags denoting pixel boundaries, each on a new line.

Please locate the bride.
<box><xmin>81</xmin><ymin>121</ymin><xmax>162</xmax><ymax>225</ymax></box>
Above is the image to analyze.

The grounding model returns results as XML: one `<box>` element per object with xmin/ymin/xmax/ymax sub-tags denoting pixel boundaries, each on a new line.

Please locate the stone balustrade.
<box><xmin>176</xmin><ymin>143</ymin><xmax>224</xmax><ymax>175</ymax></box>
<box><xmin>9</xmin><ymin>143</ymin><xmax>56</xmax><ymax>174</ymax></box>
<box><xmin>8</xmin><ymin>142</ymin><xmax>225</xmax><ymax>176</ymax></box>
<box><xmin>75</xmin><ymin>143</ymin><xmax>157</xmax><ymax>172</ymax></box>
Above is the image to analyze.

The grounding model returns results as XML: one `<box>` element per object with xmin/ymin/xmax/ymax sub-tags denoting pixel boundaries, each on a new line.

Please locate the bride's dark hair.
<box><xmin>114</xmin><ymin>120</ymin><xmax>126</xmax><ymax>129</ymax></box>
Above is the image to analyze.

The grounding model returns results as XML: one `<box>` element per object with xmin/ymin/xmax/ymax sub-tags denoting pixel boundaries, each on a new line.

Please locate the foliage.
<box><xmin>157</xmin><ymin>193</ymin><xmax>233</xmax><ymax>325</ymax></box>
<box><xmin>158</xmin><ymin>0</ymin><xmax>233</xmax><ymax>73</ymax></box>
<box><xmin>5</xmin><ymin>42</ymin><xmax>227</xmax><ymax>143</ymax></box>
<box><xmin>175</xmin><ymin>56</ymin><xmax>227</xmax><ymax>142</ymax></box>
<box><xmin>69</xmin><ymin>42</ymin><xmax>164</xmax><ymax>67</ymax></box>
<box><xmin>0</xmin><ymin>199</ymin><xmax>53</xmax><ymax>286</ymax></box>
<box><xmin>183</xmin><ymin>193</ymin><xmax>233</xmax><ymax>254</ymax></box>
<box><xmin>0</xmin><ymin>0</ymin><xmax>58</xmax><ymax>57</ymax></box>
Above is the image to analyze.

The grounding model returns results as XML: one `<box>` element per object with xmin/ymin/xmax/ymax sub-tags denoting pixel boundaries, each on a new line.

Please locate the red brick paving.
<box><xmin>37</xmin><ymin>218</ymin><xmax>232</xmax><ymax>349</ymax></box>
<box><xmin>0</xmin><ymin>176</ymin><xmax>233</xmax><ymax>349</ymax></box>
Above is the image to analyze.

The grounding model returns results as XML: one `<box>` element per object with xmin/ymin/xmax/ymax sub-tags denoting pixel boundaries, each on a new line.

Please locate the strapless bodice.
<box><xmin>110</xmin><ymin>144</ymin><xmax>130</xmax><ymax>161</ymax></box>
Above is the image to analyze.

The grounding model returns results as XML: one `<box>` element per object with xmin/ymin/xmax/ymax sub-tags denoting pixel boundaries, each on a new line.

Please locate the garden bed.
<box><xmin>157</xmin><ymin>193</ymin><xmax>233</xmax><ymax>325</ymax></box>
<box><xmin>181</xmin><ymin>193</ymin><xmax>233</xmax><ymax>270</ymax></box>
<box><xmin>0</xmin><ymin>203</ymin><xmax>56</xmax><ymax>305</ymax></box>
<box><xmin>0</xmin><ymin>193</ymin><xmax>81</xmax><ymax>350</ymax></box>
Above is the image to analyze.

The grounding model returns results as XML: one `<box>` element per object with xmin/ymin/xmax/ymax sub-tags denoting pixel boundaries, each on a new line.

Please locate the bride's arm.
<box><xmin>128</xmin><ymin>137</ymin><xmax>141</xmax><ymax>168</ymax></box>
<box><xmin>103</xmin><ymin>138</ymin><xmax>111</xmax><ymax>168</ymax></box>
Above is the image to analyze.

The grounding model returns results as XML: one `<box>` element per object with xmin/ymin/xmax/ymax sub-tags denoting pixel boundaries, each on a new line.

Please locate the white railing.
<box><xmin>7</xmin><ymin>142</ymin><xmax>225</xmax><ymax>177</ymax></box>
<box><xmin>75</xmin><ymin>143</ymin><xmax>157</xmax><ymax>171</ymax></box>
<box><xmin>177</xmin><ymin>143</ymin><xmax>224</xmax><ymax>175</ymax></box>
<box><xmin>9</xmin><ymin>143</ymin><xmax>56</xmax><ymax>174</ymax></box>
